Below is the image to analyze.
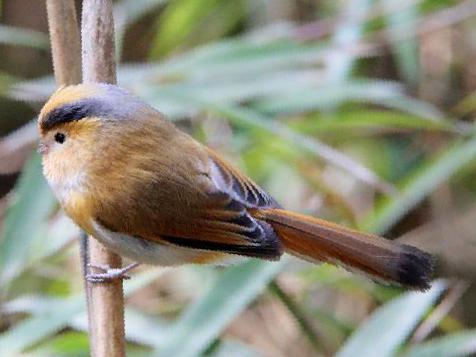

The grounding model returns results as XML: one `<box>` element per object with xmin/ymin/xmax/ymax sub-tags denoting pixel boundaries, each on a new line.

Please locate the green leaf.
<box><xmin>0</xmin><ymin>153</ymin><xmax>56</xmax><ymax>289</ymax></box>
<box><xmin>28</xmin><ymin>331</ymin><xmax>89</xmax><ymax>357</ymax></box>
<box><xmin>362</xmin><ymin>133</ymin><xmax>476</xmax><ymax>234</ymax></box>
<box><xmin>3</xmin><ymin>295</ymin><xmax>169</xmax><ymax>350</ymax></box>
<box><xmin>136</xmin><ymin>69</ymin><xmax>321</xmax><ymax>118</ymax></box>
<box><xmin>150</xmin><ymin>0</ymin><xmax>244</xmax><ymax>58</ymax></box>
<box><xmin>0</xmin><ymin>269</ymin><xmax>164</xmax><ymax>355</ymax></box>
<box><xmin>454</xmin><ymin>91</ymin><xmax>476</xmax><ymax>115</ymax></box>
<box><xmin>0</xmin><ymin>25</ymin><xmax>49</xmax><ymax>49</ymax></box>
<box><xmin>0</xmin><ymin>296</ymin><xmax>82</xmax><ymax>355</ymax></box>
<box><xmin>289</xmin><ymin>110</ymin><xmax>454</xmax><ymax>133</ymax></box>
<box><xmin>383</xmin><ymin>0</ymin><xmax>419</xmax><ymax>86</ymax></box>
<box><xmin>401</xmin><ymin>329</ymin><xmax>476</xmax><ymax>357</ymax></box>
<box><xmin>253</xmin><ymin>80</ymin><xmax>445</xmax><ymax>121</ymax></box>
<box><xmin>336</xmin><ymin>281</ymin><xmax>447</xmax><ymax>357</ymax></box>
<box><xmin>327</xmin><ymin>0</ymin><xmax>371</xmax><ymax>81</ymax></box>
<box><xmin>155</xmin><ymin>260</ymin><xmax>285</xmax><ymax>357</ymax></box>
<box><xmin>154</xmin><ymin>40</ymin><xmax>325</xmax><ymax>78</ymax></box>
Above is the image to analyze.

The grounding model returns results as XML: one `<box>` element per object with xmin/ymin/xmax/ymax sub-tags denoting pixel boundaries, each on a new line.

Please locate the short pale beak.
<box><xmin>37</xmin><ymin>142</ymin><xmax>49</xmax><ymax>155</ymax></box>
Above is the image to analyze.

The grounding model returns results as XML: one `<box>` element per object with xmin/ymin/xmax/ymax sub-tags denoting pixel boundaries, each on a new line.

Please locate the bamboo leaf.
<box><xmin>0</xmin><ymin>25</ymin><xmax>49</xmax><ymax>49</ymax></box>
<box><xmin>383</xmin><ymin>0</ymin><xmax>419</xmax><ymax>86</ymax></box>
<box><xmin>401</xmin><ymin>329</ymin><xmax>476</xmax><ymax>357</ymax></box>
<box><xmin>362</xmin><ymin>133</ymin><xmax>476</xmax><ymax>234</ymax></box>
<box><xmin>149</xmin><ymin>0</ymin><xmax>244</xmax><ymax>58</ymax></box>
<box><xmin>336</xmin><ymin>281</ymin><xmax>446</xmax><ymax>357</ymax></box>
<box><xmin>327</xmin><ymin>0</ymin><xmax>370</xmax><ymax>81</ymax></box>
<box><xmin>0</xmin><ymin>154</ymin><xmax>56</xmax><ymax>288</ymax></box>
<box><xmin>289</xmin><ymin>110</ymin><xmax>454</xmax><ymax>133</ymax></box>
<box><xmin>0</xmin><ymin>269</ymin><xmax>164</xmax><ymax>355</ymax></box>
<box><xmin>155</xmin><ymin>260</ymin><xmax>285</xmax><ymax>357</ymax></box>
<box><xmin>253</xmin><ymin>80</ymin><xmax>445</xmax><ymax>122</ymax></box>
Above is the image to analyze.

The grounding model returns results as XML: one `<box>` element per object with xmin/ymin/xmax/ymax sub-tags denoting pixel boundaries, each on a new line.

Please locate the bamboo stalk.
<box><xmin>45</xmin><ymin>1</ymin><xmax>95</xmax><ymax>355</ymax></box>
<box><xmin>47</xmin><ymin>1</ymin><xmax>126</xmax><ymax>356</ymax></box>
<box><xmin>46</xmin><ymin>0</ymin><xmax>81</xmax><ymax>85</ymax></box>
<box><xmin>80</xmin><ymin>1</ymin><xmax>125</xmax><ymax>356</ymax></box>
<box><xmin>82</xmin><ymin>0</ymin><xmax>117</xmax><ymax>84</ymax></box>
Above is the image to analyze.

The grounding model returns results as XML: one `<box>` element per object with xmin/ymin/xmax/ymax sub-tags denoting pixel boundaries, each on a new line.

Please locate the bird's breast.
<box><xmin>45</xmin><ymin>168</ymin><xmax>95</xmax><ymax>233</ymax></box>
<box><xmin>48</xmin><ymin>171</ymin><xmax>87</xmax><ymax>205</ymax></box>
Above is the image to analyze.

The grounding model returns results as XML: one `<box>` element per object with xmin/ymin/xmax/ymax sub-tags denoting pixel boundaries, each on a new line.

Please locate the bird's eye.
<box><xmin>54</xmin><ymin>132</ymin><xmax>66</xmax><ymax>144</ymax></box>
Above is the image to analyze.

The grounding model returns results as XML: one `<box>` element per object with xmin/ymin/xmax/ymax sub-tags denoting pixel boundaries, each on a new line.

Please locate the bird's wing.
<box><xmin>205</xmin><ymin>148</ymin><xmax>280</xmax><ymax>210</ymax></box>
<box><xmin>154</xmin><ymin>148</ymin><xmax>283</xmax><ymax>259</ymax></box>
<box><xmin>95</xmin><ymin>144</ymin><xmax>283</xmax><ymax>260</ymax></box>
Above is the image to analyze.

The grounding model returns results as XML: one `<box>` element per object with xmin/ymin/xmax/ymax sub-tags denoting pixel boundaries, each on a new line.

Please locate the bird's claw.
<box><xmin>86</xmin><ymin>263</ymin><xmax>139</xmax><ymax>283</ymax></box>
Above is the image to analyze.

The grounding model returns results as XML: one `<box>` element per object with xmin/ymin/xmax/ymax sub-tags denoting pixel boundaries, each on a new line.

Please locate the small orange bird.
<box><xmin>38</xmin><ymin>83</ymin><xmax>433</xmax><ymax>290</ymax></box>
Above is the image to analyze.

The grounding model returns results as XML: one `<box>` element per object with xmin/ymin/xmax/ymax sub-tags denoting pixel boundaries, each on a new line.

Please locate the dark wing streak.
<box><xmin>206</xmin><ymin>148</ymin><xmax>280</xmax><ymax>209</ymax></box>
<box><xmin>159</xmin><ymin>188</ymin><xmax>283</xmax><ymax>259</ymax></box>
<box><xmin>160</xmin><ymin>234</ymin><xmax>281</xmax><ymax>260</ymax></box>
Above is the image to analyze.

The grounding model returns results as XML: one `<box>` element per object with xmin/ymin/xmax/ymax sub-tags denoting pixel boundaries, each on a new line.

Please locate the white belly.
<box><xmin>91</xmin><ymin>220</ymin><xmax>229</xmax><ymax>266</ymax></box>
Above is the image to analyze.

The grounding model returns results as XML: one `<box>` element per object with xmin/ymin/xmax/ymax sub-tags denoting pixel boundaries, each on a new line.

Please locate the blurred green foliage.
<box><xmin>1</xmin><ymin>0</ymin><xmax>476</xmax><ymax>356</ymax></box>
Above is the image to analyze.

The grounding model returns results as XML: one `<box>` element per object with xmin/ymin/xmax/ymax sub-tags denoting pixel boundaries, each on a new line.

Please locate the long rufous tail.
<box><xmin>253</xmin><ymin>208</ymin><xmax>434</xmax><ymax>290</ymax></box>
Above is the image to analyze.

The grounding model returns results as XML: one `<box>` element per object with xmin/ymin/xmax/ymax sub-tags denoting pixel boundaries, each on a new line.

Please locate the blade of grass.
<box><xmin>149</xmin><ymin>0</ymin><xmax>244</xmax><ymax>58</ymax></box>
<box><xmin>327</xmin><ymin>0</ymin><xmax>370</xmax><ymax>81</ymax></box>
<box><xmin>0</xmin><ymin>154</ymin><xmax>56</xmax><ymax>289</ymax></box>
<box><xmin>253</xmin><ymin>80</ymin><xmax>445</xmax><ymax>122</ymax></box>
<box><xmin>0</xmin><ymin>269</ymin><xmax>164</xmax><ymax>354</ymax></box>
<box><xmin>289</xmin><ymin>110</ymin><xmax>454</xmax><ymax>134</ymax></box>
<box><xmin>402</xmin><ymin>329</ymin><xmax>476</xmax><ymax>357</ymax></box>
<box><xmin>205</xmin><ymin>102</ymin><xmax>396</xmax><ymax>195</ymax></box>
<box><xmin>269</xmin><ymin>280</ymin><xmax>326</xmax><ymax>355</ymax></box>
<box><xmin>382</xmin><ymin>0</ymin><xmax>419</xmax><ymax>87</ymax></box>
<box><xmin>361</xmin><ymin>132</ymin><xmax>476</xmax><ymax>234</ymax></box>
<box><xmin>0</xmin><ymin>120</ymin><xmax>38</xmax><ymax>174</ymax></box>
<box><xmin>411</xmin><ymin>281</ymin><xmax>469</xmax><ymax>343</ymax></box>
<box><xmin>155</xmin><ymin>260</ymin><xmax>285</xmax><ymax>357</ymax></box>
<box><xmin>150</xmin><ymin>40</ymin><xmax>327</xmax><ymax>79</ymax></box>
<box><xmin>336</xmin><ymin>281</ymin><xmax>446</xmax><ymax>357</ymax></box>
<box><xmin>3</xmin><ymin>295</ymin><xmax>168</xmax><ymax>349</ymax></box>
<box><xmin>0</xmin><ymin>25</ymin><xmax>49</xmax><ymax>49</ymax></box>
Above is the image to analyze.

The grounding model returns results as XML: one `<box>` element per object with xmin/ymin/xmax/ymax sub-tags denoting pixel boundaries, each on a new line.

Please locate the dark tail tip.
<box><xmin>397</xmin><ymin>244</ymin><xmax>435</xmax><ymax>291</ymax></box>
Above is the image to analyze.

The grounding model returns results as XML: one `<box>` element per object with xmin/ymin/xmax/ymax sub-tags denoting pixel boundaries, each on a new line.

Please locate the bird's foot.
<box><xmin>86</xmin><ymin>262</ymin><xmax>140</xmax><ymax>283</ymax></box>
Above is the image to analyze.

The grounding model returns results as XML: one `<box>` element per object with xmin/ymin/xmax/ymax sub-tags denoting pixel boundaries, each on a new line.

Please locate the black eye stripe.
<box><xmin>40</xmin><ymin>98</ymin><xmax>108</xmax><ymax>131</ymax></box>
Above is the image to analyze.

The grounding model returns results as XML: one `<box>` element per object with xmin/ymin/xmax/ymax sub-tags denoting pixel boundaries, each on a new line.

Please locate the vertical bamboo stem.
<box><xmin>47</xmin><ymin>1</ymin><xmax>126</xmax><ymax>356</ymax></box>
<box><xmin>45</xmin><ymin>0</ymin><xmax>96</xmax><ymax>354</ymax></box>
<box><xmin>81</xmin><ymin>1</ymin><xmax>125</xmax><ymax>356</ymax></box>
<box><xmin>46</xmin><ymin>0</ymin><xmax>81</xmax><ymax>85</ymax></box>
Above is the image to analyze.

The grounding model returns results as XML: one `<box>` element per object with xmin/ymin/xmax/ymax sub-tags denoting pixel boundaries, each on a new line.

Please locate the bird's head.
<box><xmin>37</xmin><ymin>83</ymin><xmax>148</xmax><ymax>202</ymax></box>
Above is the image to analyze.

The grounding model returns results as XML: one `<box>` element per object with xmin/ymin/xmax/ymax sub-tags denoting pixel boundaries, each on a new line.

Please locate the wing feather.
<box><xmin>206</xmin><ymin>148</ymin><xmax>280</xmax><ymax>209</ymax></box>
<box><xmin>95</xmin><ymin>143</ymin><xmax>283</xmax><ymax>261</ymax></box>
<box><xmin>157</xmin><ymin>148</ymin><xmax>283</xmax><ymax>259</ymax></box>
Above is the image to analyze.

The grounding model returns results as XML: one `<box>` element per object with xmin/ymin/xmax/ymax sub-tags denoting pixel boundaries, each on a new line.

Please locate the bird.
<box><xmin>37</xmin><ymin>83</ymin><xmax>434</xmax><ymax>290</ymax></box>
